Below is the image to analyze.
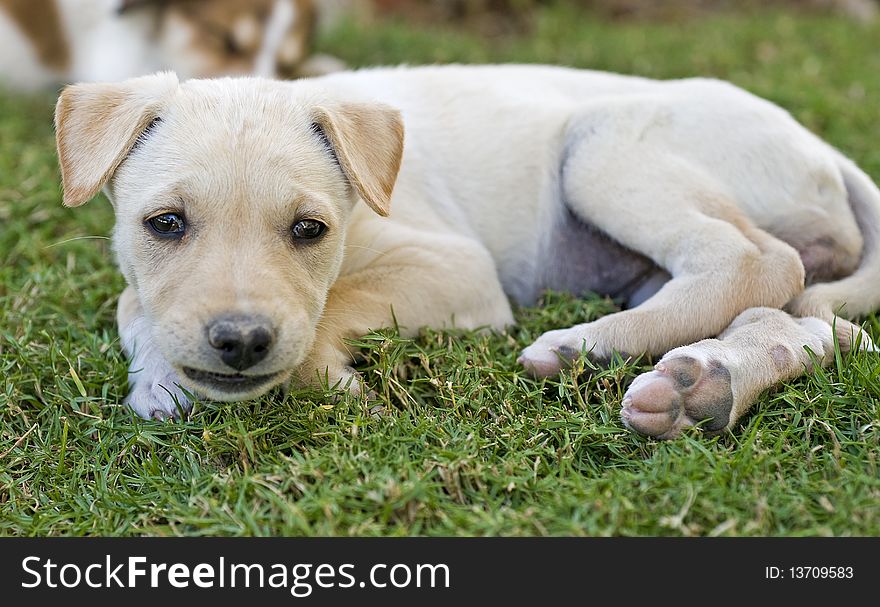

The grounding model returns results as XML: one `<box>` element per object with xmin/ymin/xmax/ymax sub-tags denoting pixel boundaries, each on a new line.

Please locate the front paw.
<box><xmin>518</xmin><ymin>325</ymin><xmax>598</xmax><ymax>377</ymax></box>
<box><xmin>125</xmin><ymin>367</ymin><xmax>193</xmax><ymax>420</ymax></box>
<box><xmin>295</xmin><ymin>361</ymin><xmax>366</xmax><ymax>396</ymax></box>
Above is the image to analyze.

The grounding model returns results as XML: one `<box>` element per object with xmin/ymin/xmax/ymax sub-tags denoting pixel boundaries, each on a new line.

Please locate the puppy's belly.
<box><xmin>535</xmin><ymin>206</ymin><xmax>670</xmax><ymax>307</ymax></box>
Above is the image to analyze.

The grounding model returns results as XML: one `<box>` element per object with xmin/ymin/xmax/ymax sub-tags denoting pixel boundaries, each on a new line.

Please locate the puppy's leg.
<box><xmin>295</xmin><ymin>227</ymin><xmax>513</xmax><ymax>392</ymax></box>
<box><xmin>621</xmin><ymin>307</ymin><xmax>845</xmax><ymax>439</ymax></box>
<box><xmin>520</xmin><ymin>211</ymin><xmax>805</xmax><ymax>375</ymax></box>
<box><xmin>520</xmin><ymin>146</ymin><xmax>806</xmax><ymax>376</ymax></box>
<box><xmin>117</xmin><ymin>286</ymin><xmax>192</xmax><ymax>420</ymax></box>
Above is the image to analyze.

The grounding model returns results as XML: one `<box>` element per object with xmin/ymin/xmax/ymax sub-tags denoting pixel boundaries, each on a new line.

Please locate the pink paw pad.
<box><xmin>621</xmin><ymin>355</ymin><xmax>733</xmax><ymax>439</ymax></box>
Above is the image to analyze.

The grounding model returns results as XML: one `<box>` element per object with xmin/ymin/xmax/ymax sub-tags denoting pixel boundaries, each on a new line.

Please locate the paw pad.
<box><xmin>621</xmin><ymin>355</ymin><xmax>733</xmax><ymax>439</ymax></box>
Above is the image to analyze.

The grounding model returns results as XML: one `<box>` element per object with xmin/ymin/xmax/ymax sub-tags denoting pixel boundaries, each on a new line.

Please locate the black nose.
<box><xmin>207</xmin><ymin>315</ymin><xmax>275</xmax><ymax>371</ymax></box>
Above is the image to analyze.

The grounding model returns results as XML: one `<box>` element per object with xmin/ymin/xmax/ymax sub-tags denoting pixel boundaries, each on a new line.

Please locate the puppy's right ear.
<box><xmin>54</xmin><ymin>72</ymin><xmax>179</xmax><ymax>207</ymax></box>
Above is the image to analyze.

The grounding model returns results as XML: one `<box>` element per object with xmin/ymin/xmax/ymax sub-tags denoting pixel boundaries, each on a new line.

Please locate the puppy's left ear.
<box><xmin>312</xmin><ymin>103</ymin><xmax>404</xmax><ymax>217</ymax></box>
<box><xmin>54</xmin><ymin>71</ymin><xmax>179</xmax><ymax>207</ymax></box>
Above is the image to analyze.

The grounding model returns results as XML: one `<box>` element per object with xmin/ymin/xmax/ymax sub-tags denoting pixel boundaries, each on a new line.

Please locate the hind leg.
<box><xmin>519</xmin><ymin>144</ymin><xmax>806</xmax><ymax>376</ymax></box>
<box><xmin>620</xmin><ymin>307</ymin><xmax>855</xmax><ymax>439</ymax></box>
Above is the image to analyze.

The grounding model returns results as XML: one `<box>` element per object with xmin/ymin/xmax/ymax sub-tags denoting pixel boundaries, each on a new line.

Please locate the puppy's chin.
<box><xmin>175</xmin><ymin>366</ymin><xmax>291</xmax><ymax>401</ymax></box>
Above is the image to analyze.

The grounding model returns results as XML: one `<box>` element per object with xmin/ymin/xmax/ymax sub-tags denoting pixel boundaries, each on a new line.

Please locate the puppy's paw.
<box><xmin>125</xmin><ymin>368</ymin><xmax>192</xmax><ymax>421</ymax></box>
<box><xmin>329</xmin><ymin>365</ymin><xmax>369</xmax><ymax>397</ymax></box>
<box><xmin>518</xmin><ymin>326</ymin><xmax>596</xmax><ymax>377</ymax></box>
<box><xmin>621</xmin><ymin>355</ymin><xmax>733</xmax><ymax>439</ymax></box>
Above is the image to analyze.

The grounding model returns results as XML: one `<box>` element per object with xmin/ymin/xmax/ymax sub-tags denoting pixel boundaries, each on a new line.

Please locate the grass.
<box><xmin>1</xmin><ymin>6</ymin><xmax>879</xmax><ymax>536</ymax></box>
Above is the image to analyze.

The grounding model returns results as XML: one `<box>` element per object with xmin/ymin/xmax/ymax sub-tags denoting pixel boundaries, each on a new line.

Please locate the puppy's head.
<box><xmin>119</xmin><ymin>0</ymin><xmax>317</xmax><ymax>79</ymax></box>
<box><xmin>55</xmin><ymin>72</ymin><xmax>403</xmax><ymax>399</ymax></box>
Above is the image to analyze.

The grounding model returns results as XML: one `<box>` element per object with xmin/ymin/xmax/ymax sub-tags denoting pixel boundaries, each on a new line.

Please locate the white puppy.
<box><xmin>54</xmin><ymin>65</ymin><xmax>880</xmax><ymax>438</ymax></box>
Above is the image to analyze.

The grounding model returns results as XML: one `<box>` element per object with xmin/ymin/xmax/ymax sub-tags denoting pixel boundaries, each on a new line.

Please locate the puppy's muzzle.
<box><xmin>179</xmin><ymin>314</ymin><xmax>286</xmax><ymax>398</ymax></box>
<box><xmin>207</xmin><ymin>314</ymin><xmax>275</xmax><ymax>371</ymax></box>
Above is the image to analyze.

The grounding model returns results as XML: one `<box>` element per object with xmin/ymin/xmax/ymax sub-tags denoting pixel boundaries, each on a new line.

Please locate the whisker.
<box><xmin>45</xmin><ymin>235</ymin><xmax>111</xmax><ymax>249</ymax></box>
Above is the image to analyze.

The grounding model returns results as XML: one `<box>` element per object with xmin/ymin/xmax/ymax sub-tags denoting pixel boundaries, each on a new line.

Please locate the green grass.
<box><xmin>2</xmin><ymin>7</ymin><xmax>879</xmax><ymax>536</ymax></box>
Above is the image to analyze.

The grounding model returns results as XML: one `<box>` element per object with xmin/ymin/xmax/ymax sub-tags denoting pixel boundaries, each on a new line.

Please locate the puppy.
<box><xmin>0</xmin><ymin>0</ymin><xmax>342</xmax><ymax>90</ymax></box>
<box><xmin>54</xmin><ymin>65</ymin><xmax>880</xmax><ymax>439</ymax></box>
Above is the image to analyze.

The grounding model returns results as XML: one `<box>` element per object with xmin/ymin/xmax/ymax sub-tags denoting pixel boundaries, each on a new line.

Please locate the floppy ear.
<box><xmin>311</xmin><ymin>103</ymin><xmax>404</xmax><ymax>217</ymax></box>
<box><xmin>54</xmin><ymin>71</ymin><xmax>179</xmax><ymax>208</ymax></box>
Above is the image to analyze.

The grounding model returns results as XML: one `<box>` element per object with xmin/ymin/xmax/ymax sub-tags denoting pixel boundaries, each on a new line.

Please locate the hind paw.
<box><xmin>621</xmin><ymin>354</ymin><xmax>734</xmax><ymax>439</ymax></box>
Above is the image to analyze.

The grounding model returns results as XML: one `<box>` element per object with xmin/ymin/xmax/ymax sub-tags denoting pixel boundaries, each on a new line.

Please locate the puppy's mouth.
<box><xmin>182</xmin><ymin>367</ymin><xmax>282</xmax><ymax>393</ymax></box>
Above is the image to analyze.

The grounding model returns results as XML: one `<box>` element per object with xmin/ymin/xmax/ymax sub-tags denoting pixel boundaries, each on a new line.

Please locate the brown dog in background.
<box><xmin>0</xmin><ymin>0</ymin><xmax>343</xmax><ymax>90</ymax></box>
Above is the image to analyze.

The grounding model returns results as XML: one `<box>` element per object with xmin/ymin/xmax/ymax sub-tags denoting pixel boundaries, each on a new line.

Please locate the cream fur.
<box><xmin>54</xmin><ymin>65</ymin><xmax>880</xmax><ymax>436</ymax></box>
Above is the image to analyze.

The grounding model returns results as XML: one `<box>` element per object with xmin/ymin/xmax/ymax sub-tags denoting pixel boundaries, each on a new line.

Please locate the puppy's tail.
<box><xmin>788</xmin><ymin>154</ymin><xmax>880</xmax><ymax>350</ymax></box>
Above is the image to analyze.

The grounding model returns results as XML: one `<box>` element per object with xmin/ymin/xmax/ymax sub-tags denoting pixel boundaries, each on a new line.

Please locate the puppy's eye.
<box><xmin>147</xmin><ymin>213</ymin><xmax>186</xmax><ymax>237</ymax></box>
<box><xmin>291</xmin><ymin>219</ymin><xmax>326</xmax><ymax>241</ymax></box>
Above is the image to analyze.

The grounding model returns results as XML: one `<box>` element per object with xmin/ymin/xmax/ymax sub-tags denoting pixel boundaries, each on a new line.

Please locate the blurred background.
<box><xmin>1</xmin><ymin>1</ymin><xmax>878</xmax><ymax>89</ymax></box>
<box><xmin>332</xmin><ymin>0</ymin><xmax>879</xmax><ymax>31</ymax></box>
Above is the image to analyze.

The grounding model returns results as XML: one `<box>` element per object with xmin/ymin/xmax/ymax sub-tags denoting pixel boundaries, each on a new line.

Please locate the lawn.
<box><xmin>1</xmin><ymin>6</ymin><xmax>878</xmax><ymax>536</ymax></box>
